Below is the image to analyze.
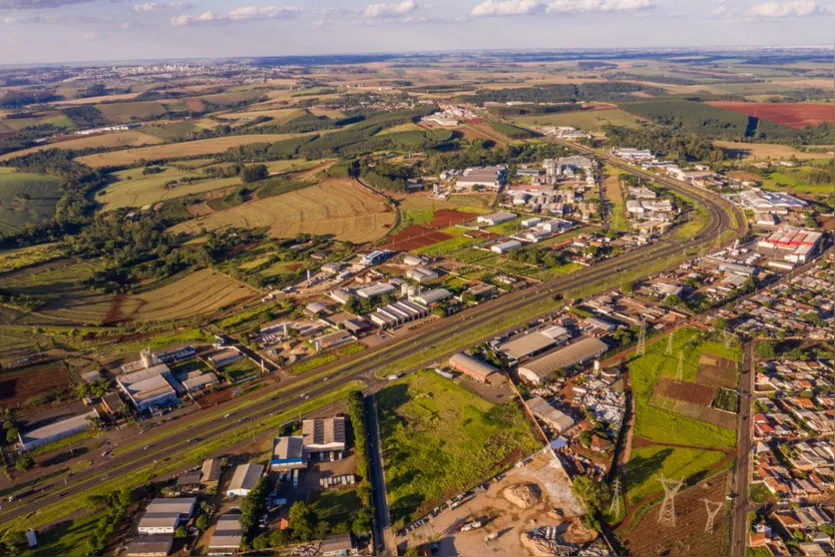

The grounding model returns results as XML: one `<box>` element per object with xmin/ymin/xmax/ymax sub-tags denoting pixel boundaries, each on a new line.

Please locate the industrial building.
<box><xmin>208</xmin><ymin>514</ymin><xmax>243</xmax><ymax>556</ymax></box>
<box><xmin>18</xmin><ymin>409</ymin><xmax>100</xmax><ymax>452</ymax></box>
<box><xmin>270</xmin><ymin>436</ymin><xmax>306</xmax><ymax>471</ymax></box>
<box><xmin>498</xmin><ymin>326</ymin><xmax>570</xmax><ymax>362</ymax></box>
<box><xmin>356</xmin><ymin>282</ymin><xmax>396</xmax><ymax>299</ymax></box>
<box><xmin>491</xmin><ymin>240</ymin><xmax>522</xmax><ymax>254</ymax></box>
<box><xmin>758</xmin><ymin>227</ymin><xmax>823</xmax><ymax>264</ymax></box>
<box><xmin>302</xmin><ymin>416</ymin><xmax>346</xmax><ymax>458</ymax></box>
<box><xmin>125</xmin><ymin>534</ymin><xmax>173</xmax><ymax>556</ymax></box>
<box><xmin>518</xmin><ymin>337</ymin><xmax>608</xmax><ymax>384</ymax></box>
<box><xmin>448</xmin><ymin>353</ymin><xmax>500</xmax><ymax>384</ymax></box>
<box><xmin>137</xmin><ymin>498</ymin><xmax>196</xmax><ymax>535</ymax></box>
<box><xmin>208</xmin><ymin>349</ymin><xmax>242</xmax><ymax>368</ymax></box>
<box><xmin>403</xmin><ymin>255</ymin><xmax>427</xmax><ymax>266</ymax></box>
<box><xmin>406</xmin><ymin>266</ymin><xmax>439</xmax><ymax>283</ymax></box>
<box><xmin>412</xmin><ymin>288</ymin><xmax>452</xmax><ymax>306</ymax></box>
<box><xmin>117</xmin><ymin>352</ymin><xmax>182</xmax><ymax>412</ymax></box>
<box><xmin>527</xmin><ymin>396</ymin><xmax>575</xmax><ymax>433</ymax></box>
<box><xmin>181</xmin><ymin>372</ymin><xmax>217</xmax><ymax>393</ymax></box>
<box><xmin>477</xmin><ymin>211</ymin><xmax>516</xmax><ymax>226</ymax></box>
<box><xmin>201</xmin><ymin>458</ymin><xmax>222</xmax><ymax>487</ymax></box>
<box><xmin>226</xmin><ymin>463</ymin><xmax>264</xmax><ymax>497</ymax></box>
<box><xmin>360</xmin><ymin>250</ymin><xmax>394</xmax><ymax>266</ymax></box>
<box><xmin>612</xmin><ymin>148</ymin><xmax>654</xmax><ymax>161</ymax></box>
<box><xmin>456</xmin><ymin>166</ymin><xmax>506</xmax><ymax>190</ymax></box>
<box><xmin>370</xmin><ymin>300</ymin><xmax>428</xmax><ymax>328</ymax></box>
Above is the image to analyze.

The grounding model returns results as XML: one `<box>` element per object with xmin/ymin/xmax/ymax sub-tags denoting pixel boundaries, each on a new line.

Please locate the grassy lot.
<box><xmin>97</xmin><ymin>166</ymin><xmax>241</xmax><ymax>210</ymax></box>
<box><xmin>378</xmin><ymin>371</ymin><xmax>541</xmax><ymax>529</ymax></box>
<box><xmin>761</xmin><ymin>168</ymin><xmax>833</xmax><ymax>196</ymax></box>
<box><xmin>508</xmin><ymin>108</ymin><xmax>643</xmax><ymax>134</ymax></box>
<box><xmin>2</xmin><ymin>381</ymin><xmax>366</xmax><ymax>532</ymax></box>
<box><xmin>173</xmin><ymin>179</ymin><xmax>396</xmax><ymax>244</ymax></box>
<box><xmin>288</xmin><ymin>343</ymin><xmax>366</xmax><ymax>376</ymax></box>
<box><xmin>671</xmin><ymin>201</ymin><xmax>710</xmax><ymax>242</ymax></box>
<box><xmin>624</xmin><ymin>445</ymin><xmax>727</xmax><ymax>504</ymax></box>
<box><xmin>310</xmin><ymin>488</ymin><xmax>362</xmax><ymax>533</ymax></box>
<box><xmin>413</xmin><ymin>234</ymin><xmax>478</xmax><ymax>257</ymax></box>
<box><xmin>629</xmin><ymin>327</ymin><xmax>740</xmax><ymax>448</ymax></box>
<box><xmin>604</xmin><ymin>165</ymin><xmax>629</xmax><ymax>233</ymax></box>
<box><xmin>22</xmin><ymin>511</ymin><xmax>104</xmax><ymax>556</ymax></box>
<box><xmin>713</xmin><ymin>140</ymin><xmax>832</xmax><ymax>161</ymax></box>
<box><xmin>0</xmin><ymin>172</ymin><xmax>61</xmax><ymax>236</ymax></box>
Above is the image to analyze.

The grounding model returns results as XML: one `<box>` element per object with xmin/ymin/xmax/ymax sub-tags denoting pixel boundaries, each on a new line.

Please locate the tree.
<box><xmin>241</xmin><ymin>164</ymin><xmax>268</xmax><ymax>183</ymax></box>
<box><xmin>352</xmin><ymin>505</ymin><xmax>374</xmax><ymax>535</ymax></box>
<box><xmin>288</xmin><ymin>501</ymin><xmax>318</xmax><ymax>541</ymax></box>
<box><xmin>713</xmin><ymin>317</ymin><xmax>729</xmax><ymax>332</ymax></box>
<box><xmin>315</xmin><ymin>520</ymin><xmax>331</xmax><ymax>540</ymax></box>
<box><xmin>195</xmin><ymin>514</ymin><xmax>210</xmax><ymax>531</ymax></box>
<box><xmin>269</xmin><ymin>528</ymin><xmax>291</xmax><ymax>548</ymax></box>
<box><xmin>755</xmin><ymin>342</ymin><xmax>776</xmax><ymax>360</ymax></box>
<box><xmin>175</xmin><ymin>525</ymin><xmax>188</xmax><ymax>538</ymax></box>
<box><xmin>571</xmin><ymin>475</ymin><xmax>609</xmax><ymax>514</ymax></box>
<box><xmin>252</xmin><ymin>533</ymin><xmax>271</xmax><ymax>550</ymax></box>
<box><xmin>14</xmin><ymin>454</ymin><xmax>34</xmax><ymax>472</ymax></box>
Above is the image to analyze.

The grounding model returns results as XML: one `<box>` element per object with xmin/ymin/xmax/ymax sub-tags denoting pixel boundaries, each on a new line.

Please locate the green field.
<box><xmin>762</xmin><ymin>167</ymin><xmax>833</xmax><ymax>195</ymax></box>
<box><xmin>378</xmin><ymin>371</ymin><xmax>541</xmax><ymax>528</ymax></box>
<box><xmin>97</xmin><ymin>166</ymin><xmax>241</xmax><ymax>210</ymax></box>
<box><xmin>624</xmin><ymin>446</ymin><xmax>727</xmax><ymax>504</ymax></box>
<box><xmin>508</xmin><ymin>108</ymin><xmax>643</xmax><ymax>134</ymax></box>
<box><xmin>0</xmin><ymin>172</ymin><xmax>62</xmax><ymax>236</ymax></box>
<box><xmin>629</xmin><ymin>327</ymin><xmax>740</xmax><ymax>447</ymax></box>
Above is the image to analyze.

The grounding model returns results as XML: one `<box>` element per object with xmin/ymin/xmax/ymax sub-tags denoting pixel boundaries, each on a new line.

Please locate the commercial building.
<box><xmin>518</xmin><ymin>337</ymin><xmax>609</xmax><ymax>384</ymax></box>
<box><xmin>412</xmin><ymin>288</ymin><xmax>452</xmax><ymax>306</ymax></box>
<box><xmin>758</xmin><ymin>227</ymin><xmax>823</xmax><ymax>264</ymax></box>
<box><xmin>612</xmin><ymin>148</ymin><xmax>654</xmax><ymax>161</ymax></box>
<box><xmin>498</xmin><ymin>328</ymin><xmax>569</xmax><ymax>362</ymax></box>
<box><xmin>406</xmin><ymin>267</ymin><xmax>439</xmax><ymax>283</ymax></box>
<box><xmin>356</xmin><ymin>282</ymin><xmax>396</xmax><ymax>300</ymax></box>
<box><xmin>491</xmin><ymin>240</ymin><xmax>522</xmax><ymax>254</ymax></box>
<box><xmin>18</xmin><ymin>409</ymin><xmax>99</xmax><ymax>452</ymax></box>
<box><xmin>208</xmin><ymin>349</ymin><xmax>242</xmax><ymax>369</ymax></box>
<box><xmin>201</xmin><ymin>458</ymin><xmax>222</xmax><ymax>487</ymax></box>
<box><xmin>370</xmin><ymin>300</ymin><xmax>428</xmax><ymax>328</ymax></box>
<box><xmin>527</xmin><ymin>397</ymin><xmax>575</xmax><ymax>433</ymax></box>
<box><xmin>360</xmin><ymin>250</ymin><xmax>394</xmax><ymax>266</ymax></box>
<box><xmin>302</xmin><ymin>417</ymin><xmax>346</xmax><ymax>458</ymax></box>
<box><xmin>226</xmin><ymin>463</ymin><xmax>264</xmax><ymax>497</ymax></box>
<box><xmin>270</xmin><ymin>436</ymin><xmax>306</xmax><ymax>471</ymax></box>
<box><xmin>456</xmin><ymin>166</ymin><xmax>506</xmax><ymax>190</ymax></box>
<box><xmin>181</xmin><ymin>372</ymin><xmax>218</xmax><ymax>393</ymax></box>
<box><xmin>117</xmin><ymin>363</ymin><xmax>181</xmax><ymax>413</ymax></box>
<box><xmin>448</xmin><ymin>353</ymin><xmax>500</xmax><ymax>384</ymax></box>
<box><xmin>208</xmin><ymin>514</ymin><xmax>243</xmax><ymax>556</ymax></box>
<box><xmin>137</xmin><ymin>498</ymin><xmax>196</xmax><ymax>535</ymax></box>
<box><xmin>478</xmin><ymin>211</ymin><xmax>516</xmax><ymax>226</ymax></box>
<box><xmin>125</xmin><ymin>535</ymin><xmax>174</xmax><ymax>556</ymax></box>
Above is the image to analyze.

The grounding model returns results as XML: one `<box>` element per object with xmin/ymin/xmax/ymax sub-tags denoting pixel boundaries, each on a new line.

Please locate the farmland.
<box><xmin>0</xmin><ymin>172</ymin><xmax>62</xmax><ymax>236</ymax></box>
<box><xmin>95</xmin><ymin>100</ymin><xmax>167</xmax><ymax>123</ymax></box>
<box><xmin>624</xmin><ymin>444</ymin><xmax>727</xmax><ymax>505</ymax></box>
<box><xmin>713</xmin><ymin>141</ymin><xmax>832</xmax><ymax>161</ymax></box>
<box><xmin>377</xmin><ymin>371</ymin><xmax>541</xmax><ymax>529</ymax></box>
<box><xmin>173</xmin><ymin>178</ymin><xmax>396</xmax><ymax>244</ymax></box>
<box><xmin>0</xmin><ymin>360</ymin><xmax>71</xmax><ymax>409</ymax></box>
<box><xmin>508</xmin><ymin>107</ymin><xmax>643</xmax><ymax>134</ymax></box>
<box><xmin>0</xmin><ymin>130</ymin><xmax>163</xmax><ymax>160</ymax></box>
<box><xmin>706</xmin><ymin>101</ymin><xmax>833</xmax><ymax>129</ymax></box>
<box><xmin>74</xmin><ymin>134</ymin><xmax>309</xmax><ymax>168</ymax></box>
<box><xmin>96</xmin><ymin>166</ymin><xmax>241</xmax><ymax>210</ymax></box>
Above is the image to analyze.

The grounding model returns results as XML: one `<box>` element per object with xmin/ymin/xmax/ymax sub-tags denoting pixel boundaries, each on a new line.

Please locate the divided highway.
<box><xmin>0</xmin><ymin>147</ymin><xmax>744</xmax><ymax>531</ymax></box>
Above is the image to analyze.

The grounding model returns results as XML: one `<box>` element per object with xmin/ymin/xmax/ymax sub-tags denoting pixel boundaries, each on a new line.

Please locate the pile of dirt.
<box><xmin>519</xmin><ymin>532</ymin><xmax>562</xmax><ymax>556</ymax></box>
<box><xmin>503</xmin><ymin>483</ymin><xmax>541</xmax><ymax>509</ymax></box>
<box><xmin>563</xmin><ymin>520</ymin><xmax>597</xmax><ymax>544</ymax></box>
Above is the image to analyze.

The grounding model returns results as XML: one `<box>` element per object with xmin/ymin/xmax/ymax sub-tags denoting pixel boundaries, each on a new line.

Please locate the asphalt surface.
<box><xmin>0</xmin><ymin>147</ymin><xmax>743</xmax><ymax>531</ymax></box>
<box><xmin>365</xmin><ymin>395</ymin><xmax>395</xmax><ymax>555</ymax></box>
<box><xmin>732</xmin><ymin>341</ymin><xmax>755</xmax><ymax>555</ymax></box>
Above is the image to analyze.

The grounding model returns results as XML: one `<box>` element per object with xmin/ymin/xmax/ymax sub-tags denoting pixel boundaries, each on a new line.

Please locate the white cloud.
<box><xmin>364</xmin><ymin>0</ymin><xmax>419</xmax><ymax>18</ymax></box>
<box><xmin>471</xmin><ymin>0</ymin><xmax>544</xmax><ymax>16</ymax></box>
<box><xmin>747</xmin><ymin>0</ymin><xmax>828</xmax><ymax>17</ymax></box>
<box><xmin>472</xmin><ymin>0</ymin><xmax>653</xmax><ymax>16</ymax></box>
<box><xmin>171</xmin><ymin>5</ymin><xmax>301</xmax><ymax>26</ymax></box>
<box><xmin>134</xmin><ymin>2</ymin><xmax>191</xmax><ymax>12</ymax></box>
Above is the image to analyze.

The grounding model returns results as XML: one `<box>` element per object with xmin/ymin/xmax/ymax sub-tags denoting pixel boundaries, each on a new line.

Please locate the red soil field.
<box><xmin>706</xmin><ymin>101</ymin><xmax>834</xmax><ymax>129</ymax></box>
<box><xmin>383</xmin><ymin>226</ymin><xmax>452</xmax><ymax>251</ymax></box>
<box><xmin>0</xmin><ymin>363</ymin><xmax>70</xmax><ymax>408</ymax></box>
<box><xmin>655</xmin><ymin>377</ymin><xmax>715</xmax><ymax>406</ymax></box>
<box><xmin>429</xmin><ymin>209</ymin><xmax>473</xmax><ymax>228</ymax></box>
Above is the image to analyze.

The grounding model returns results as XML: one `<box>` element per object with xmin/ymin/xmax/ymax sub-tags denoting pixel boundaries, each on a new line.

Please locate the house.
<box><xmin>137</xmin><ymin>498</ymin><xmax>196</xmax><ymax>535</ymax></box>
<box><xmin>226</xmin><ymin>463</ymin><xmax>264</xmax><ymax>497</ymax></box>
<box><xmin>302</xmin><ymin>417</ymin><xmax>346</xmax><ymax>458</ymax></box>
<box><xmin>491</xmin><ymin>240</ymin><xmax>522</xmax><ymax>254</ymax></box>
<box><xmin>125</xmin><ymin>535</ymin><xmax>174</xmax><ymax>556</ymax></box>
<box><xmin>18</xmin><ymin>410</ymin><xmax>100</xmax><ymax>452</ymax></box>
<box><xmin>208</xmin><ymin>349</ymin><xmax>242</xmax><ymax>369</ymax></box>
<box><xmin>200</xmin><ymin>458</ymin><xmax>222</xmax><ymax>487</ymax></box>
<box><xmin>448</xmin><ymin>353</ymin><xmax>500</xmax><ymax>384</ymax></box>
<box><xmin>270</xmin><ymin>436</ymin><xmax>306</xmax><ymax>471</ymax></box>
<box><xmin>208</xmin><ymin>514</ymin><xmax>243</xmax><ymax>556</ymax></box>
<box><xmin>321</xmin><ymin>533</ymin><xmax>356</xmax><ymax>556</ymax></box>
<box><xmin>518</xmin><ymin>338</ymin><xmax>608</xmax><ymax>384</ymax></box>
<box><xmin>478</xmin><ymin>211</ymin><xmax>516</xmax><ymax>226</ymax></box>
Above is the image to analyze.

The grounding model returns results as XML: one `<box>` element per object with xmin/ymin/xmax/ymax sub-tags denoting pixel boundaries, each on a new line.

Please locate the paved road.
<box><xmin>732</xmin><ymin>341</ymin><xmax>755</xmax><ymax>555</ymax></box>
<box><xmin>365</xmin><ymin>395</ymin><xmax>395</xmax><ymax>556</ymax></box>
<box><xmin>0</xmin><ymin>144</ymin><xmax>742</xmax><ymax>528</ymax></box>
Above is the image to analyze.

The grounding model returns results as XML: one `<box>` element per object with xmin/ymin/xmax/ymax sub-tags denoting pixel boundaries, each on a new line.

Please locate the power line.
<box><xmin>703</xmin><ymin>499</ymin><xmax>724</xmax><ymax>533</ymax></box>
<box><xmin>657</xmin><ymin>476</ymin><xmax>684</xmax><ymax>527</ymax></box>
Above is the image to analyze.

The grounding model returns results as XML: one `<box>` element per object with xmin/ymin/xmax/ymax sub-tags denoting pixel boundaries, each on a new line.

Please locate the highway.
<box><xmin>732</xmin><ymin>341</ymin><xmax>755</xmax><ymax>555</ymax></box>
<box><xmin>0</xmin><ymin>144</ymin><xmax>743</xmax><ymax>531</ymax></box>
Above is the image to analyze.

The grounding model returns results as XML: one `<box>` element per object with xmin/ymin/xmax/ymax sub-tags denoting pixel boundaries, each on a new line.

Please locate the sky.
<box><xmin>0</xmin><ymin>0</ymin><xmax>833</xmax><ymax>64</ymax></box>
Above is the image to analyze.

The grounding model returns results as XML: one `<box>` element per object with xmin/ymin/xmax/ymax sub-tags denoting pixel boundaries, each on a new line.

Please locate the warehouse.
<box><xmin>303</xmin><ymin>416</ymin><xmax>346</xmax><ymax>458</ymax></box>
<box><xmin>313</xmin><ymin>330</ymin><xmax>355</xmax><ymax>350</ymax></box>
<box><xmin>412</xmin><ymin>288</ymin><xmax>452</xmax><ymax>306</ymax></box>
<box><xmin>329</xmin><ymin>288</ymin><xmax>354</xmax><ymax>305</ymax></box>
<box><xmin>117</xmin><ymin>363</ymin><xmax>181</xmax><ymax>412</ymax></box>
<box><xmin>527</xmin><ymin>396</ymin><xmax>575</xmax><ymax>433</ymax></box>
<box><xmin>477</xmin><ymin>211</ymin><xmax>516</xmax><ymax>226</ymax></box>
<box><xmin>356</xmin><ymin>282</ymin><xmax>396</xmax><ymax>299</ymax></box>
<box><xmin>208</xmin><ymin>514</ymin><xmax>243</xmax><ymax>556</ymax></box>
<box><xmin>125</xmin><ymin>534</ymin><xmax>173</xmax><ymax>556</ymax></box>
<box><xmin>498</xmin><ymin>330</ymin><xmax>567</xmax><ymax>362</ymax></box>
<box><xmin>403</xmin><ymin>255</ymin><xmax>427</xmax><ymax>266</ymax></box>
<box><xmin>18</xmin><ymin>409</ymin><xmax>100</xmax><ymax>452</ymax></box>
<box><xmin>270</xmin><ymin>436</ymin><xmax>306</xmax><ymax>471</ymax></box>
<box><xmin>370</xmin><ymin>300</ymin><xmax>428</xmax><ymax>328</ymax></box>
<box><xmin>226</xmin><ymin>463</ymin><xmax>264</xmax><ymax>497</ymax></box>
<box><xmin>208</xmin><ymin>349</ymin><xmax>242</xmax><ymax>369</ymax></box>
<box><xmin>518</xmin><ymin>337</ymin><xmax>608</xmax><ymax>384</ymax></box>
<box><xmin>456</xmin><ymin>166</ymin><xmax>506</xmax><ymax>190</ymax></box>
<box><xmin>181</xmin><ymin>372</ymin><xmax>217</xmax><ymax>393</ymax></box>
<box><xmin>491</xmin><ymin>240</ymin><xmax>522</xmax><ymax>254</ymax></box>
<box><xmin>137</xmin><ymin>498</ymin><xmax>196</xmax><ymax>535</ymax></box>
<box><xmin>406</xmin><ymin>266</ymin><xmax>439</xmax><ymax>283</ymax></box>
<box><xmin>201</xmin><ymin>458</ymin><xmax>222</xmax><ymax>487</ymax></box>
<box><xmin>448</xmin><ymin>353</ymin><xmax>500</xmax><ymax>384</ymax></box>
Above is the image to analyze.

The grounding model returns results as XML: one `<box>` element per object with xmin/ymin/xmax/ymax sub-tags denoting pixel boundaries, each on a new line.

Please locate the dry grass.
<box><xmin>172</xmin><ymin>178</ymin><xmax>395</xmax><ymax>243</ymax></box>
<box><xmin>97</xmin><ymin>166</ymin><xmax>241</xmax><ymax>210</ymax></box>
<box><xmin>713</xmin><ymin>141</ymin><xmax>833</xmax><ymax>160</ymax></box>
<box><xmin>75</xmin><ymin>134</ymin><xmax>308</xmax><ymax>168</ymax></box>
<box><xmin>0</xmin><ymin>131</ymin><xmax>163</xmax><ymax>161</ymax></box>
<box><xmin>215</xmin><ymin>108</ymin><xmax>304</xmax><ymax>123</ymax></box>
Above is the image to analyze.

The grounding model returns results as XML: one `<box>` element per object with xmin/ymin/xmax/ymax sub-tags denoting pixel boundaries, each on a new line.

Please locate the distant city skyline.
<box><xmin>1</xmin><ymin>0</ymin><xmax>833</xmax><ymax>64</ymax></box>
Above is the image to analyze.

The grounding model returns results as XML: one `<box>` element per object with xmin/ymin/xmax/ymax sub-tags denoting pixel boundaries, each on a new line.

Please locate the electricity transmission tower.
<box><xmin>665</xmin><ymin>332</ymin><xmax>674</xmax><ymax>355</ymax></box>
<box><xmin>676</xmin><ymin>352</ymin><xmax>684</xmax><ymax>382</ymax></box>
<box><xmin>657</xmin><ymin>476</ymin><xmax>684</xmax><ymax>527</ymax></box>
<box><xmin>609</xmin><ymin>477</ymin><xmax>623</xmax><ymax>518</ymax></box>
<box><xmin>637</xmin><ymin>320</ymin><xmax>646</xmax><ymax>356</ymax></box>
<box><xmin>702</xmin><ymin>499</ymin><xmax>724</xmax><ymax>533</ymax></box>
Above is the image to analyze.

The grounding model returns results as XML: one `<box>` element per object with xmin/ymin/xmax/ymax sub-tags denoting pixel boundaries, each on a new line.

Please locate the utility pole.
<box><xmin>637</xmin><ymin>319</ymin><xmax>646</xmax><ymax>356</ymax></box>
<box><xmin>608</xmin><ymin>477</ymin><xmax>623</xmax><ymax>518</ymax></box>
